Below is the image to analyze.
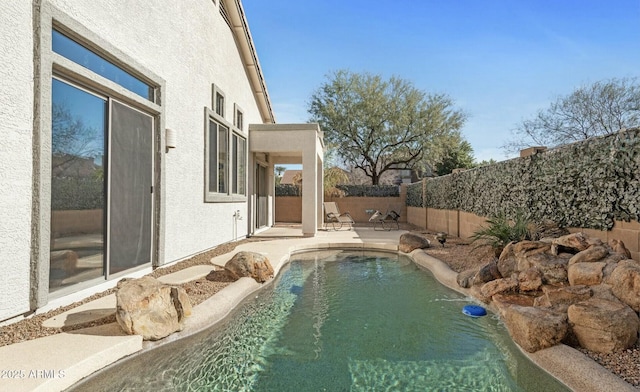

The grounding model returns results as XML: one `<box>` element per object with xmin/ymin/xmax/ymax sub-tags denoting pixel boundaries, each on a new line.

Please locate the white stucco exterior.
<box><xmin>0</xmin><ymin>0</ymin><xmax>323</xmax><ymax>323</ymax></box>
<box><xmin>0</xmin><ymin>2</ymin><xmax>34</xmax><ymax>319</ymax></box>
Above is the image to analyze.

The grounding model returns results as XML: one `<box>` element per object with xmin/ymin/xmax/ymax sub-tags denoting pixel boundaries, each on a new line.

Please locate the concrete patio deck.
<box><xmin>0</xmin><ymin>226</ymin><xmax>634</xmax><ymax>391</ymax></box>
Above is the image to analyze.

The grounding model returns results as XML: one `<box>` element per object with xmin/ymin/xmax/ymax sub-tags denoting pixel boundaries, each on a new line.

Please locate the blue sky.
<box><xmin>243</xmin><ymin>0</ymin><xmax>640</xmax><ymax>163</ymax></box>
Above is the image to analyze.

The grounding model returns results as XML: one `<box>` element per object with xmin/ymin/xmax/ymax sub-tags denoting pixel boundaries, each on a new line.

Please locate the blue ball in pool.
<box><xmin>462</xmin><ymin>304</ymin><xmax>487</xmax><ymax>317</ymax></box>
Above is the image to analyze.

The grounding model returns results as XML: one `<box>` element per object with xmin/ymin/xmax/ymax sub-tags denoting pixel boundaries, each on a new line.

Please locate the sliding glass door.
<box><xmin>50</xmin><ymin>79</ymin><xmax>154</xmax><ymax>291</ymax></box>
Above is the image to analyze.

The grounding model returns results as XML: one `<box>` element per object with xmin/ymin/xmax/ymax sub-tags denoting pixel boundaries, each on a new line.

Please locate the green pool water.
<box><xmin>70</xmin><ymin>250</ymin><xmax>569</xmax><ymax>391</ymax></box>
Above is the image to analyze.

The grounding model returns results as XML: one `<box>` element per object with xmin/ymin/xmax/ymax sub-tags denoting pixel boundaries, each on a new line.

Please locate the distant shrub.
<box><xmin>335</xmin><ymin>185</ymin><xmax>399</xmax><ymax>197</ymax></box>
<box><xmin>275</xmin><ymin>184</ymin><xmax>301</xmax><ymax>196</ymax></box>
<box><xmin>470</xmin><ymin>211</ymin><xmax>534</xmax><ymax>256</ymax></box>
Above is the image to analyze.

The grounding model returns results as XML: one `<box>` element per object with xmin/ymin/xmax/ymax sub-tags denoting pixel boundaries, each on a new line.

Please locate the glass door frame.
<box><xmin>105</xmin><ymin>99</ymin><xmax>155</xmax><ymax>279</ymax></box>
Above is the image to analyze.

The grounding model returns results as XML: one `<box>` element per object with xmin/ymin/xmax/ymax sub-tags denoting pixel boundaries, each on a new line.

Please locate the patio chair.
<box><xmin>369</xmin><ymin>209</ymin><xmax>400</xmax><ymax>231</ymax></box>
<box><xmin>323</xmin><ymin>202</ymin><xmax>355</xmax><ymax>230</ymax></box>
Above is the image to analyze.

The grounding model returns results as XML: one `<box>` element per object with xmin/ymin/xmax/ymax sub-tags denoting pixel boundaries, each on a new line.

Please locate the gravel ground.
<box><xmin>0</xmin><ymin>231</ymin><xmax>638</xmax><ymax>388</ymax></box>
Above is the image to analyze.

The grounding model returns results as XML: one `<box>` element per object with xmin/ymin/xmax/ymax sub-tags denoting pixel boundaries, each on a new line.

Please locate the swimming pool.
<box><xmin>70</xmin><ymin>250</ymin><xmax>569</xmax><ymax>391</ymax></box>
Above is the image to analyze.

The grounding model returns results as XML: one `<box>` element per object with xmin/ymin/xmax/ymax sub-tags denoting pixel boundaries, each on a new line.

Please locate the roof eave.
<box><xmin>225</xmin><ymin>0</ymin><xmax>276</xmax><ymax>124</ymax></box>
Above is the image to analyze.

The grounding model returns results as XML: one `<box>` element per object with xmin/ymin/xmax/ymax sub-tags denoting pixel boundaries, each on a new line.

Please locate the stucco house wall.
<box><xmin>0</xmin><ymin>0</ymin><xmax>275</xmax><ymax>322</ymax></box>
<box><xmin>0</xmin><ymin>2</ymin><xmax>34</xmax><ymax>320</ymax></box>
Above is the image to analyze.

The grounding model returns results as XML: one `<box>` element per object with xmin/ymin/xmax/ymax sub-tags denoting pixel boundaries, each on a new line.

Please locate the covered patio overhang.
<box><xmin>249</xmin><ymin>123</ymin><xmax>324</xmax><ymax>236</ymax></box>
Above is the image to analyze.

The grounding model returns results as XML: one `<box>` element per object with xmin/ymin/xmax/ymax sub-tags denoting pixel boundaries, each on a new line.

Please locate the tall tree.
<box><xmin>504</xmin><ymin>77</ymin><xmax>640</xmax><ymax>153</ymax></box>
<box><xmin>434</xmin><ymin>139</ymin><xmax>475</xmax><ymax>176</ymax></box>
<box><xmin>309</xmin><ymin>70</ymin><xmax>467</xmax><ymax>185</ymax></box>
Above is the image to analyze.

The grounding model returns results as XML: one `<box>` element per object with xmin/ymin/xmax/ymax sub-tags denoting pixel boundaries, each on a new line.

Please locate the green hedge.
<box><xmin>406</xmin><ymin>182</ymin><xmax>423</xmax><ymax>207</ymax></box>
<box><xmin>335</xmin><ymin>185</ymin><xmax>399</xmax><ymax>197</ymax></box>
<box><xmin>275</xmin><ymin>184</ymin><xmax>301</xmax><ymax>196</ymax></box>
<box><xmin>276</xmin><ymin>184</ymin><xmax>400</xmax><ymax>197</ymax></box>
<box><xmin>409</xmin><ymin>128</ymin><xmax>640</xmax><ymax>230</ymax></box>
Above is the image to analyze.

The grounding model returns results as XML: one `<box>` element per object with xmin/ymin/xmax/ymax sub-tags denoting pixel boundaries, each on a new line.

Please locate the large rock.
<box><xmin>496</xmin><ymin>241</ymin><xmax>568</xmax><ymax>284</ymax></box>
<box><xmin>602</xmin><ymin>259</ymin><xmax>621</xmax><ymax>279</ymax></box>
<box><xmin>608</xmin><ymin>260</ymin><xmax>640</xmax><ymax>311</ymax></box>
<box><xmin>568</xmin><ymin>298</ymin><xmax>639</xmax><ymax>353</ymax></box>
<box><xmin>497</xmin><ymin>241</ymin><xmax>551</xmax><ymax>278</ymax></box>
<box><xmin>398</xmin><ymin>233</ymin><xmax>431</xmax><ymax>253</ymax></box>
<box><xmin>225</xmin><ymin>251</ymin><xmax>274</xmax><ymax>283</ymax></box>
<box><xmin>480</xmin><ymin>277</ymin><xmax>518</xmax><ymax>298</ymax></box>
<box><xmin>493</xmin><ymin>293</ymin><xmax>536</xmax><ymax>307</ymax></box>
<box><xmin>609</xmin><ymin>239</ymin><xmax>632</xmax><ymax>259</ymax></box>
<box><xmin>567</xmin><ymin>262</ymin><xmax>606</xmax><ymax>286</ymax></box>
<box><xmin>501</xmin><ymin>305</ymin><xmax>568</xmax><ymax>353</ymax></box>
<box><xmin>590</xmin><ymin>284</ymin><xmax>622</xmax><ymax>303</ymax></box>
<box><xmin>496</xmin><ymin>242</ymin><xmax>518</xmax><ymax>277</ymax></box>
<box><xmin>568</xmin><ymin>246</ymin><xmax>609</xmax><ymax>265</ymax></box>
<box><xmin>534</xmin><ymin>257</ymin><xmax>569</xmax><ymax>285</ymax></box>
<box><xmin>456</xmin><ymin>269</ymin><xmax>477</xmax><ymax>288</ymax></box>
<box><xmin>475</xmin><ymin>259</ymin><xmax>502</xmax><ymax>284</ymax></box>
<box><xmin>517</xmin><ymin>268</ymin><xmax>542</xmax><ymax>292</ymax></box>
<box><xmin>116</xmin><ymin>276</ymin><xmax>192</xmax><ymax>341</ymax></box>
<box><xmin>534</xmin><ymin>285</ymin><xmax>592</xmax><ymax>310</ymax></box>
<box><xmin>551</xmin><ymin>232</ymin><xmax>590</xmax><ymax>255</ymax></box>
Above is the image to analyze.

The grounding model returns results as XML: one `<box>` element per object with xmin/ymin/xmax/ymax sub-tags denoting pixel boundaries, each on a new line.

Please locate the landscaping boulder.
<box><xmin>568</xmin><ymin>298</ymin><xmax>639</xmax><ymax>353</ymax></box>
<box><xmin>551</xmin><ymin>232</ymin><xmax>590</xmax><ymax>255</ymax></box>
<box><xmin>493</xmin><ymin>293</ymin><xmax>536</xmax><ymax>307</ymax></box>
<box><xmin>568</xmin><ymin>246</ymin><xmax>609</xmax><ymax>265</ymax></box>
<box><xmin>609</xmin><ymin>238</ymin><xmax>632</xmax><ymax>259</ymax></box>
<box><xmin>475</xmin><ymin>259</ymin><xmax>502</xmax><ymax>284</ymax></box>
<box><xmin>534</xmin><ymin>257</ymin><xmax>569</xmax><ymax>285</ymax></box>
<box><xmin>590</xmin><ymin>284</ymin><xmax>622</xmax><ymax>303</ymax></box>
<box><xmin>517</xmin><ymin>268</ymin><xmax>542</xmax><ymax>292</ymax></box>
<box><xmin>567</xmin><ymin>262</ymin><xmax>606</xmax><ymax>286</ymax></box>
<box><xmin>608</xmin><ymin>260</ymin><xmax>640</xmax><ymax>311</ymax></box>
<box><xmin>398</xmin><ymin>233</ymin><xmax>431</xmax><ymax>253</ymax></box>
<box><xmin>480</xmin><ymin>277</ymin><xmax>518</xmax><ymax>298</ymax></box>
<box><xmin>497</xmin><ymin>241</ymin><xmax>551</xmax><ymax>278</ymax></box>
<box><xmin>115</xmin><ymin>276</ymin><xmax>192</xmax><ymax>341</ymax></box>
<box><xmin>533</xmin><ymin>285</ymin><xmax>592</xmax><ymax>310</ymax></box>
<box><xmin>500</xmin><ymin>304</ymin><xmax>568</xmax><ymax>353</ymax></box>
<box><xmin>225</xmin><ymin>251</ymin><xmax>274</xmax><ymax>283</ymax></box>
<box><xmin>456</xmin><ymin>269</ymin><xmax>477</xmax><ymax>288</ymax></box>
<box><xmin>496</xmin><ymin>242</ymin><xmax>518</xmax><ymax>278</ymax></box>
<box><xmin>602</xmin><ymin>259</ymin><xmax>621</xmax><ymax>279</ymax></box>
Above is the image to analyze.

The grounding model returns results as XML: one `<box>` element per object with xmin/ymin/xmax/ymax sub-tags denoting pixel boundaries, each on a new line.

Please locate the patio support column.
<box><xmin>317</xmin><ymin>156</ymin><xmax>323</xmax><ymax>229</ymax></box>
<box><xmin>302</xmin><ymin>143</ymin><xmax>318</xmax><ymax>236</ymax></box>
<box><xmin>249</xmin><ymin>123</ymin><xmax>324</xmax><ymax>237</ymax></box>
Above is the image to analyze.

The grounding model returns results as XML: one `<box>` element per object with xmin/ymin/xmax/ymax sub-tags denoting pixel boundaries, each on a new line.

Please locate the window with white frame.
<box><xmin>234</xmin><ymin>103</ymin><xmax>244</xmax><ymax>130</ymax></box>
<box><xmin>205</xmin><ymin>106</ymin><xmax>247</xmax><ymax>202</ymax></box>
